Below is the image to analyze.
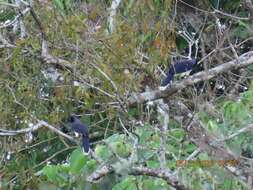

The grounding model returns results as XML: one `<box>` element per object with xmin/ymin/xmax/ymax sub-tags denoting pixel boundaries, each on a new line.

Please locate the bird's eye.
<box><xmin>68</xmin><ymin>116</ymin><xmax>75</xmax><ymax>122</ymax></box>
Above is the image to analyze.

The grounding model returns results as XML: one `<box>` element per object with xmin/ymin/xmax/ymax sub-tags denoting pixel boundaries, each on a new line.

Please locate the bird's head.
<box><xmin>68</xmin><ymin>115</ymin><xmax>76</xmax><ymax>123</ymax></box>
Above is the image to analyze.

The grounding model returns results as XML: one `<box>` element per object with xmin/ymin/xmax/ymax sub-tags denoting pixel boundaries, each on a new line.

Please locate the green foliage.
<box><xmin>176</xmin><ymin>36</ymin><xmax>188</xmax><ymax>51</ymax></box>
<box><xmin>208</xmin><ymin>0</ymin><xmax>241</xmax><ymax>11</ymax></box>
<box><xmin>1</xmin><ymin>0</ymin><xmax>253</xmax><ymax>189</ymax></box>
<box><xmin>0</xmin><ymin>8</ymin><xmax>15</xmax><ymax>22</ymax></box>
<box><xmin>222</xmin><ymin>100</ymin><xmax>251</xmax><ymax>125</ymax></box>
<box><xmin>43</xmin><ymin>165</ymin><xmax>70</xmax><ymax>186</ymax></box>
<box><xmin>232</xmin><ymin>21</ymin><xmax>253</xmax><ymax>40</ymax></box>
<box><xmin>69</xmin><ymin>148</ymin><xmax>88</xmax><ymax>174</ymax></box>
<box><xmin>112</xmin><ymin>176</ymin><xmax>137</xmax><ymax>190</ymax></box>
<box><xmin>95</xmin><ymin>145</ymin><xmax>111</xmax><ymax>160</ymax></box>
<box><xmin>53</xmin><ymin>0</ymin><xmax>73</xmax><ymax>15</ymax></box>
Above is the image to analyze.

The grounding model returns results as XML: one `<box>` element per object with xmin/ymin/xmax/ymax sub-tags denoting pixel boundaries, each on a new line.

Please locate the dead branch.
<box><xmin>0</xmin><ymin>120</ymin><xmax>76</xmax><ymax>143</ymax></box>
<box><xmin>128</xmin><ymin>51</ymin><xmax>253</xmax><ymax>105</ymax></box>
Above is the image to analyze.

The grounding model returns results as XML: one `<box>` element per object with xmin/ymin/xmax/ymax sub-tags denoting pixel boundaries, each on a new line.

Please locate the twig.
<box><xmin>244</xmin><ymin>0</ymin><xmax>253</xmax><ymax>19</ymax></box>
<box><xmin>108</xmin><ymin>0</ymin><xmax>121</xmax><ymax>33</ymax></box>
<box><xmin>157</xmin><ymin>101</ymin><xmax>170</xmax><ymax>168</ymax></box>
<box><xmin>0</xmin><ymin>33</ymin><xmax>16</xmax><ymax>48</ymax></box>
<box><xmin>0</xmin><ymin>2</ymin><xmax>18</xmax><ymax>7</ymax></box>
<box><xmin>0</xmin><ymin>7</ymin><xmax>30</xmax><ymax>29</ymax></box>
<box><xmin>88</xmin><ymin>61</ymin><xmax>118</xmax><ymax>92</ymax></box>
<box><xmin>28</xmin><ymin>5</ymin><xmax>74</xmax><ymax>70</ymax></box>
<box><xmin>178</xmin><ymin>0</ymin><xmax>249</xmax><ymax>20</ymax></box>
<box><xmin>219</xmin><ymin>124</ymin><xmax>253</xmax><ymax>142</ymax></box>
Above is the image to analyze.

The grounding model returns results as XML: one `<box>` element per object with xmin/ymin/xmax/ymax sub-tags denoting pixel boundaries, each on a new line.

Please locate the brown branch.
<box><xmin>128</xmin><ymin>51</ymin><xmax>253</xmax><ymax>105</ymax></box>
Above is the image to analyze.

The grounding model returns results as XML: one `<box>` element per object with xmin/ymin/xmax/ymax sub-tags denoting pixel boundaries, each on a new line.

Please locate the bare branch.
<box><xmin>157</xmin><ymin>101</ymin><xmax>170</xmax><ymax>168</ymax></box>
<box><xmin>131</xmin><ymin>166</ymin><xmax>188</xmax><ymax>190</ymax></box>
<box><xmin>128</xmin><ymin>51</ymin><xmax>253</xmax><ymax>105</ymax></box>
<box><xmin>0</xmin><ymin>7</ymin><xmax>30</xmax><ymax>29</ymax></box>
<box><xmin>87</xmin><ymin>164</ymin><xmax>188</xmax><ymax>190</ymax></box>
<box><xmin>0</xmin><ymin>119</ymin><xmax>76</xmax><ymax>143</ymax></box>
<box><xmin>28</xmin><ymin>5</ymin><xmax>74</xmax><ymax>71</ymax></box>
<box><xmin>108</xmin><ymin>0</ymin><xmax>121</xmax><ymax>33</ymax></box>
<box><xmin>219</xmin><ymin>124</ymin><xmax>253</xmax><ymax>142</ymax></box>
<box><xmin>0</xmin><ymin>121</ymin><xmax>44</xmax><ymax>136</ymax></box>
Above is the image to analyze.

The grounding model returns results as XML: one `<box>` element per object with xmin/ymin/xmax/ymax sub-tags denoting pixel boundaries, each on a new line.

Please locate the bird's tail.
<box><xmin>82</xmin><ymin>135</ymin><xmax>90</xmax><ymax>153</ymax></box>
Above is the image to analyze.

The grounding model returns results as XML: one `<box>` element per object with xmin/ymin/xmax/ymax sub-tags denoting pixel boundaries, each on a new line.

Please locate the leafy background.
<box><xmin>1</xmin><ymin>0</ymin><xmax>253</xmax><ymax>189</ymax></box>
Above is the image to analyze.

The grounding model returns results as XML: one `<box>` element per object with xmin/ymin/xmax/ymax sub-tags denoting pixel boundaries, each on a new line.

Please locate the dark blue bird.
<box><xmin>68</xmin><ymin>116</ymin><xmax>90</xmax><ymax>153</ymax></box>
<box><xmin>161</xmin><ymin>58</ymin><xmax>197</xmax><ymax>87</ymax></box>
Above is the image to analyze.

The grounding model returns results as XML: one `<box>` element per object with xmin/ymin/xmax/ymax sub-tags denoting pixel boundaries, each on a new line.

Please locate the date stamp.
<box><xmin>176</xmin><ymin>159</ymin><xmax>239</xmax><ymax>167</ymax></box>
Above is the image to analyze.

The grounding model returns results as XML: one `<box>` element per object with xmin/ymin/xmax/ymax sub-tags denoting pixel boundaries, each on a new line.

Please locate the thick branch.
<box><xmin>87</xmin><ymin>165</ymin><xmax>188</xmax><ymax>190</ymax></box>
<box><xmin>131</xmin><ymin>166</ymin><xmax>188</xmax><ymax>190</ymax></box>
<box><xmin>128</xmin><ymin>51</ymin><xmax>253</xmax><ymax>105</ymax></box>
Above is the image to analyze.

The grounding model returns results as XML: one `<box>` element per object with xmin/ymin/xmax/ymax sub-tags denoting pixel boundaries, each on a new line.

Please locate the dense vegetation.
<box><xmin>1</xmin><ymin>0</ymin><xmax>253</xmax><ymax>189</ymax></box>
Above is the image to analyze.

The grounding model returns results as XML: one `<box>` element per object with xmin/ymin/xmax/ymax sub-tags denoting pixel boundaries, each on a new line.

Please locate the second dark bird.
<box><xmin>68</xmin><ymin>116</ymin><xmax>90</xmax><ymax>153</ymax></box>
<box><xmin>161</xmin><ymin>58</ymin><xmax>197</xmax><ymax>87</ymax></box>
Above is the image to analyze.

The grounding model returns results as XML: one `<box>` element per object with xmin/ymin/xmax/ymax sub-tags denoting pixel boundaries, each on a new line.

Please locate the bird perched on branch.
<box><xmin>161</xmin><ymin>58</ymin><xmax>197</xmax><ymax>87</ymax></box>
<box><xmin>68</xmin><ymin>116</ymin><xmax>90</xmax><ymax>153</ymax></box>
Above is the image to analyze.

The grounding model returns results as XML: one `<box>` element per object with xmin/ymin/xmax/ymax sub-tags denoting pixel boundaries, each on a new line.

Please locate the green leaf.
<box><xmin>128</xmin><ymin>107</ymin><xmax>138</xmax><ymax>117</ymax></box>
<box><xmin>176</xmin><ymin>36</ymin><xmax>188</xmax><ymax>51</ymax></box>
<box><xmin>42</xmin><ymin>165</ymin><xmax>69</xmax><ymax>185</ymax></box>
<box><xmin>135</xmin><ymin>125</ymin><xmax>153</xmax><ymax>144</ymax></box>
<box><xmin>112</xmin><ymin>176</ymin><xmax>137</xmax><ymax>190</ymax></box>
<box><xmin>146</xmin><ymin>160</ymin><xmax>160</xmax><ymax>168</ymax></box>
<box><xmin>242</xmin><ymin>90</ymin><xmax>253</xmax><ymax>104</ymax></box>
<box><xmin>223</xmin><ymin>101</ymin><xmax>248</xmax><ymax>122</ymax></box>
<box><xmin>143</xmin><ymin>178</ymin><xmax>168</xmax><ymax>190</ymax></box>
<box><xmin>170</xmin><ymin>129</ymin><xmax>185</xmax><ymax>140</ymax></box>
<box><xmin>38</xmin><ymin>182</ymin><xmax>58</xmax><ymax>190</ymax></box>
<box><xmin>43</xmin><ymin>165</ymin><xmax>58</xmax><ymax>182</ymax></box>
<box><xmin>207</xmin><ymin>120</ymin><xmax>218</xmax><ymax>132</ymax></box>
<box><xmin>53</xmin><ymin>0</ymin><xmax>65</xmax><ymax>11</ymax></box>
<box><xmin>69</xmin><ymin>148</ymin><xmax>88</xmax><ymax>174</ymax></box>
<box><xmin>111</xmin><ymin>141</ymin><xmax>130</xmax><ymax>157</ymax></box>
<box><xmin>95</xmin><ymin>145</ymin><xmax>111</xmax><ymax>160</ymax></box>
<box><xmin>105</xmin><ymin>134</ymin><xmax>123</xmax><ymax>144</ymax></box>
<box><xmin>185</xmin><ymin>143</ymin><xmax>197</xmax><ymax>154</ymax></box>
<box><xmin>86</xmin><ymin>159</ymin><xmax>97</xmax><ymax>171</ymax></box>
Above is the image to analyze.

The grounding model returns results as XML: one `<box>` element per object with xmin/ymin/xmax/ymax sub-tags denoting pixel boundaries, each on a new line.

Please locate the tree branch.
<box><xmin>87</xmin><ymin>165</ymin><xmax>188</xmax><ymax>190</ymax></box>
<box><xmin>128</xmin><ymin>51</ymin><xmax>253</xmax><ymax>105</ymax></box>
<box><xmin>0</xmin><ymin>120</ymin><xmax>76</xmax><ymax>143</ymax></box>
<box><xmin>171</xmin><ymin>100</ymin><xmax>252</xmax><ymax>186</ymax></box>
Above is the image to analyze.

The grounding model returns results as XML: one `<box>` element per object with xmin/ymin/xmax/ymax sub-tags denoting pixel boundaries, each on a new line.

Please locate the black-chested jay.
<box><xmin>161</xmin><ymin>58</ymin><xmax>197</xmax><ymax>87</ymax></box>
<box><xmin>68</xmin><ymin>116</ymin><xmax>90</xmax><ymax>153</ymax></box>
